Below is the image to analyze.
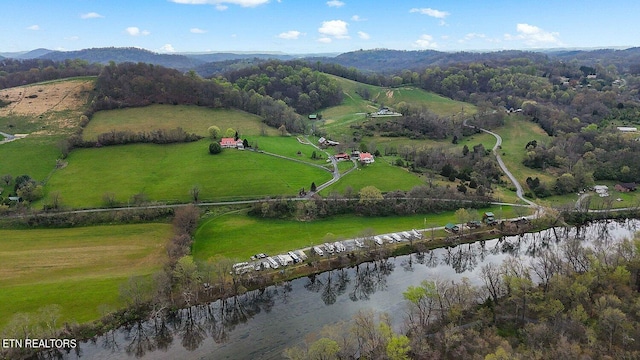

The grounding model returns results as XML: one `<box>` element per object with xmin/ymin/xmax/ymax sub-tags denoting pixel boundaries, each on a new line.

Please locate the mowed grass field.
<box><xmin>495</xmin><ymin>115</ymin><xmax>554</xmax><ymax>186</ymax></box>
<box><xmin>82</xmin><ymin>105</ymin><xmax>276</xmax><ymax>140</ymax></box>
<box><xmin>43</xmin><ymin>140</ymin><xmax>333</xmax><ymax>208</ymax></box>
<box><xmin>0</xmin><ymin>135</ymin><xmax>64</xmax><ymax>181</ymax></box>
<box><xmin>193</xmin><ymin>205</ymin><xmax>520</xmax><ymax>261</ymax></box>
<box><xmin>0</xmin><ymin>223</ymin><xmax>171</xmax><ymax>330</ymax></box>
<box><xmin>322</xmin><ymin>158</ymin><xmax>424</xmax><ymax>195</ymax></box>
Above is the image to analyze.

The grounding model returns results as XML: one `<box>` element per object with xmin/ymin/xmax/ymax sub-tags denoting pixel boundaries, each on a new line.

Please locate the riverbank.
<box><xmin>27</xmin><ymin>217</ymin><xmax>640</xmax><ymax>360</ymax></box>
<box><xmin>36</xmin><ymin>214</ymin><xmax>553</xmax><ymax>345</ymax></box>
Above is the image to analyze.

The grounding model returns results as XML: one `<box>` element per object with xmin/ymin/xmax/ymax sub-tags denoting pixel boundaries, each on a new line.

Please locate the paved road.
<box><xmin>301</xmin><ymin>136</ymin><xmax>357</xmax><ymax>197</ymax></box>
<box><xmin>463</xmin><ymin>119</ymin><xmax>538</xmax><ymax>208</ymax></box>
<box><xmin>0</xmin><ymin>131</ymin><xmax>16</xmax><ymax>144</ymax></box>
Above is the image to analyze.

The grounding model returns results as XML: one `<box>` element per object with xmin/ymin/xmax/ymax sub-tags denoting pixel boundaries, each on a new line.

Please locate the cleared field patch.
<box><xmin>1</xmin><ymin>78</ymin><xmax>94</xmax><ymax>181</ymax></box>
<box><xmin>43</xmin><ymin>140</ymin><xmax>333</xmax><ymax>208</ymax></box>
<box><xmin>0</xmin><ymin>223</ymin><xmax>170</xmax><ymax>329</ymax></box>
<box><xmin>1</xmin><ymin>135</ymin><xmax>64</xmax><ymax>181</ymax></box>
<box><xmin>495</xmin><ymin>115</ymin><xmax>554</xmax><ymax>186</ymax></box>
<box><xmin>193</xmin><ymin>205</ymin><xmax>519</xmax><ymax>261</ymax></box>
<box><xmin>319</xmin><ymin>75</ymin><xmax>477</xmax><ymax>138</ymax></box>
<box><xmin>82</xmin><ymin>105</ymin><xmax>274</xmax><ymax>140</ymax></box>
<box><xmin>246</xmin><ymin>135</ymin><xmax>329</xmax><ymax>166</ymax></box>
<box><xmin>0</xmin><ymin>78</ymin><xmax>94</xmax><ymax>134</ymax></box>
<box><xmin>322</xmin><ymin>158</ymin><xmax>424</xmax><ymax>195</ymax></box>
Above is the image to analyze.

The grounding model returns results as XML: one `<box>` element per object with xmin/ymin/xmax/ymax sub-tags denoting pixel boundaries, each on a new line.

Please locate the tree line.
<box><xmin>0</xmin><ymin>58</ymin><xmax>101</xmax><ymax>89</ymax></box>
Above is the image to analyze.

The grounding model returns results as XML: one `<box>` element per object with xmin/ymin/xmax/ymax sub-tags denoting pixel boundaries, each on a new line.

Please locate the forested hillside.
<box><xmin>0</xmin><ymin>58</ymin><xmax>101</xmax><ymax>89</ymax></box>
<box><xmin>224</xmin><ymin>61</ymin><xmax>343</xmax><ymax>114</ymax></box>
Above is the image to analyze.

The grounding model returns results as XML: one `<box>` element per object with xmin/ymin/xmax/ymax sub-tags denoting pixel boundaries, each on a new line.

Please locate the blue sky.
<box><xmin>2</xmin><ymin>0</ymin><xmax>638</xmax><ymax>54</ymax></box>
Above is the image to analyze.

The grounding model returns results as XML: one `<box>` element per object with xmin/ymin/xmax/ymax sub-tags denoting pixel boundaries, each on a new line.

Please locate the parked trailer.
<box><xmin>266</xmin><ymin>257</ymin><xmax>279</xmax><ymax>269</ymax></box>
<box><xmin>383</xmin><ymin>235</ymin><xmax>394</xmax><ymax>243</ymax></box>
<box><xmin>391</xmin><ymin>233</ymin><xmax>403</xmax><ymax>242</ymax></box>
<box><xmin>324</xmin><ymin>242</ymin><xmax>335</xmax><ymax>253</ymax></box>
<box><xmin>313</xmin><ymin>246</ymin><xmax>324</xmax><ymax>256</ymax></box>
<box><xmin>288</xmin><ymin>251</ymin><xmax>301</xmax><ymax>263</ymax></box>
<box><xmin>354</xmin><ymin>239</ymin><xmax>364</xmax><ymax>248</ymax></box>
<box><xmin>374</xmin><ymin>236</ymin><xmax>383</xmax><ymax>245</ymax></box>
<box><xmin>402</xmin><ymin>231</ymin><xmax>412</xmax><ymax>239</ymax></box>
<box><xmin>295</xmin><ymin>250</ymin><xmax>308</xmax><ymax>260</ymax></box>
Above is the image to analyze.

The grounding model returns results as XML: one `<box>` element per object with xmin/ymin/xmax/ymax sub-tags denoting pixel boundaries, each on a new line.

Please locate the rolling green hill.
<box><xmin>43</xmin><ymin>140</ymin><xmax>332</xmax><ymax>208</ymax></box>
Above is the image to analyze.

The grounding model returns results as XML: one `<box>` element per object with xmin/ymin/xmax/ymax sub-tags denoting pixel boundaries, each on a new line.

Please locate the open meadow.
<box><xmin>43</xmin><ymin>140</ymin><xmax>333</xmax><ymax>208</ymax></box>
<box><xmin>193</xmin><ymin>205</ymin><xmax>519</xmax><ymax>261</ymax></box>
<box><xmin>320</xmin><ymin>157</ymin><xmax>424</xmax><ymax>195</ymax></box>
<box><xmin>0</xmin><ymin>78</ymin><xmax>94</xmax><ymax>181</ymax></box>
<box><xmin>495</xmin><ymin>115</ymin><xmax>554</xmax><ymax>185</ymax></box>
<box><xmin>82</xmin><ymin>105</ymin><xmax>276</xmax><ymax>140</ymax></box>
<box><xmin>0</xmin><ymin>223</ymin><xmax>171</xmax><ymax>329</ymax></box>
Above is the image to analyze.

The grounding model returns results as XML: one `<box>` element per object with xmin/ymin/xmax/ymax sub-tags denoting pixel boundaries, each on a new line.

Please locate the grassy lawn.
<box><xmin>43</xmin><ymin>140</ymin><xmax>332</xmax><ymax>208</ymax></box>
<box><xmin>83</xmin><ymin>105</ymin><xmax>274</xmax><ymax>140</ymax></box>
<box><xmin>320</xmin><ymin>157</ymin><xmax>424</xmax><ymax>195</ymax></box>
<box><xmin>495</xmin><ymin>116</ymin><xmax>554</xmax><ymax>187</ymax></box>
<box><xmin>0</xmin><ymin>135</ymin><xmax>63</xmax><ymax>181</ymax></box>
<box><xmin>0</xmin><ymin>223</ymin><xmax>170</xmax><ymax>330</ymax></box>
<box><xmin>193</xmin><ymin>205</ymin><xmax>520</xmax><ymax>261</ymax></box>
<box><xmin>246</xmin><ymin>135</ymin><xmax>329</xmax><ymax>166</ymax></box>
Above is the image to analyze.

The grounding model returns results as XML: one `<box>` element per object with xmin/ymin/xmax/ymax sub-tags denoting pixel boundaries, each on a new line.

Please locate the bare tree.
<box><xmin>189</xmin><ymin>185</ymin><xmax>201</xmax><ymax>203</ymax></box>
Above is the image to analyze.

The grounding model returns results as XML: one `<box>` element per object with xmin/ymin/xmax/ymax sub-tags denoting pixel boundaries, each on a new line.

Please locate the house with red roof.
<box><xmin>220</xmin><ymin>137</ymin><xmax>244</xmax><ymax>149</ymax></box>
<box><xmin>358</xmin><ymin>152</ymin><xmax>375</xmax><ymax>164</ymax></box>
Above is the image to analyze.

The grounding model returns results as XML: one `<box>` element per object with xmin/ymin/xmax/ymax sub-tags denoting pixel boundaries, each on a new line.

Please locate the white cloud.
<box><xmin>26</xmin><ymin>25</ymin><xmax>40</xmax><ymax>31</ymax></box>
<box><xmin>125</xmin><ymin>27</ymin><xmax>150</xmax><ymax>36</ymax></box>
<box><xmin>409</xmin><ymin>7</ymin><xmax>449</xmax><ymax>19</ymax></box>
<box><xmin>278</xmin><ymin>30</ymin><xmax>303</xmax><ymax>40</ymax></box>
<box><xmin>413</xmin><ymin>34</ymin><xmax>437</xmax><ymax>49</ymax></box>
<box><xmin>326</xmin><ymin>0</ymin><xmax>344</xmax><ymax>7</ymax></box>
<box><xmin>318</xmin><ymin>20</ymin><xmax>349</xmax><ymax>39</ymax></box>
<box><xmin>190</xmin><ymin>28</ymin><xmax>207</xmax><ymax>34</ymax></box>
<box><xmin>357</xmin><ymin>31</ymin><xmax>370</xmax><ymax>40</ymax></box>
<box><xmin>66</xmin><ymin>36</ymin><xmax>80</xmax><ymax>41</ymax></box>
<box><xmin>351</xmin><ymin>15</ymin><xmax>365</xmax><ymax>21</ymax></box>
<box><xmin>505</xmin><ymin>23</ymin><xmax>561</xmax><ymax>46</ymax></box>
<box><xmin>170</xmin><ymin>0</ymin><xmax>269</xmax><ymax>8</ymax></box>
<box><xmin>81</xmin><ymin>12</ymin><xmax>104</xmax><ymax>19</ymax></box>
<box><xmin>318</xmin><ymin>37</ymin><xmax>332</xmax><ymax>43</ymax></box>
<box><xmin>160</xmin><ymin>44</ymin><xmax>176</xmax><ymax>53</ymax></box>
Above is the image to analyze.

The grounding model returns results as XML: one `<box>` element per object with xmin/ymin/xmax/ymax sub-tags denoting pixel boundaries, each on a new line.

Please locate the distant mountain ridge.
<box><xmin>2</xmin><ymin>46</ymin><xmax>640</xmax><ymax>75</ymax></box>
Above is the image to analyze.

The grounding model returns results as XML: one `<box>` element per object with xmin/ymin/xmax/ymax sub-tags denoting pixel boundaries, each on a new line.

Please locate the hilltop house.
<box><xmin>594</xmin><ymin>185</ymin><xmax>609</xmax><ymax>197</ymax></box>
<box><xmin>358</xmin><ymin>152</ymin><xmax>375</xmax><ymax>164</ymax></box>
<box><xmin>334</xmin><ymin>153</ymin><xmax>350</xmax><ymax>161</ymax></box>
<box><xmin>615</xmin><ymin>183</ymin><xmax>637</xmax><ymax>192</ymax></box>
<box><xmin>220</xmin><ymin>137</ymin><xmax>244</xmax><ymax>149</ymax></box>
<box><xmin>318</xmin><ymin>137</ymin><xmax>339</xmax><ymax>146</ymax></box>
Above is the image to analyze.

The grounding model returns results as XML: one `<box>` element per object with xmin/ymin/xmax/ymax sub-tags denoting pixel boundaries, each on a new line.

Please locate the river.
<box><xmin>58</xmin><ymin>219</ymin><xmax>639</xmax><ymax>360</ymax></box>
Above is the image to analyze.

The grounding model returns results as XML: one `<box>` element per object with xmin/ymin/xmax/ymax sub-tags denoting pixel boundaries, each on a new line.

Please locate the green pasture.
<box><xmin>495</xmin><ymin>116</ymin><xmax>554</xmax><ymax>185</ymax></box>
<box><xmin>246</xmin><ymin>135</ymin><xmax>329</xmax><ymax>166</ymax></box>
<box><xmin>193</xmin><ymin>205</ymin><xmax>519</xmax><ymax>261</ymax></box>
<box><xmin>322</xmin><ymin>158</ymin><xmax>424</xmax><ymax>195</ymax></box>
<box><xmin>0</xmin><ymin>135</ymin><xmax>63</xmax><ymax>181</ymax></box>
<box><xmin>0</xmin><ymin>223</ymin><xmax>170</xmax><ymax>330</ymax></box>
<box><xmin>83</xmin><ymin>105</ymin><xmax>274</xmax><ymax>140</ymax></box>
<box><xmin>43</xmin><ymin>140</ymin><xmax>332</xmax><ymax>208</ymax></box>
